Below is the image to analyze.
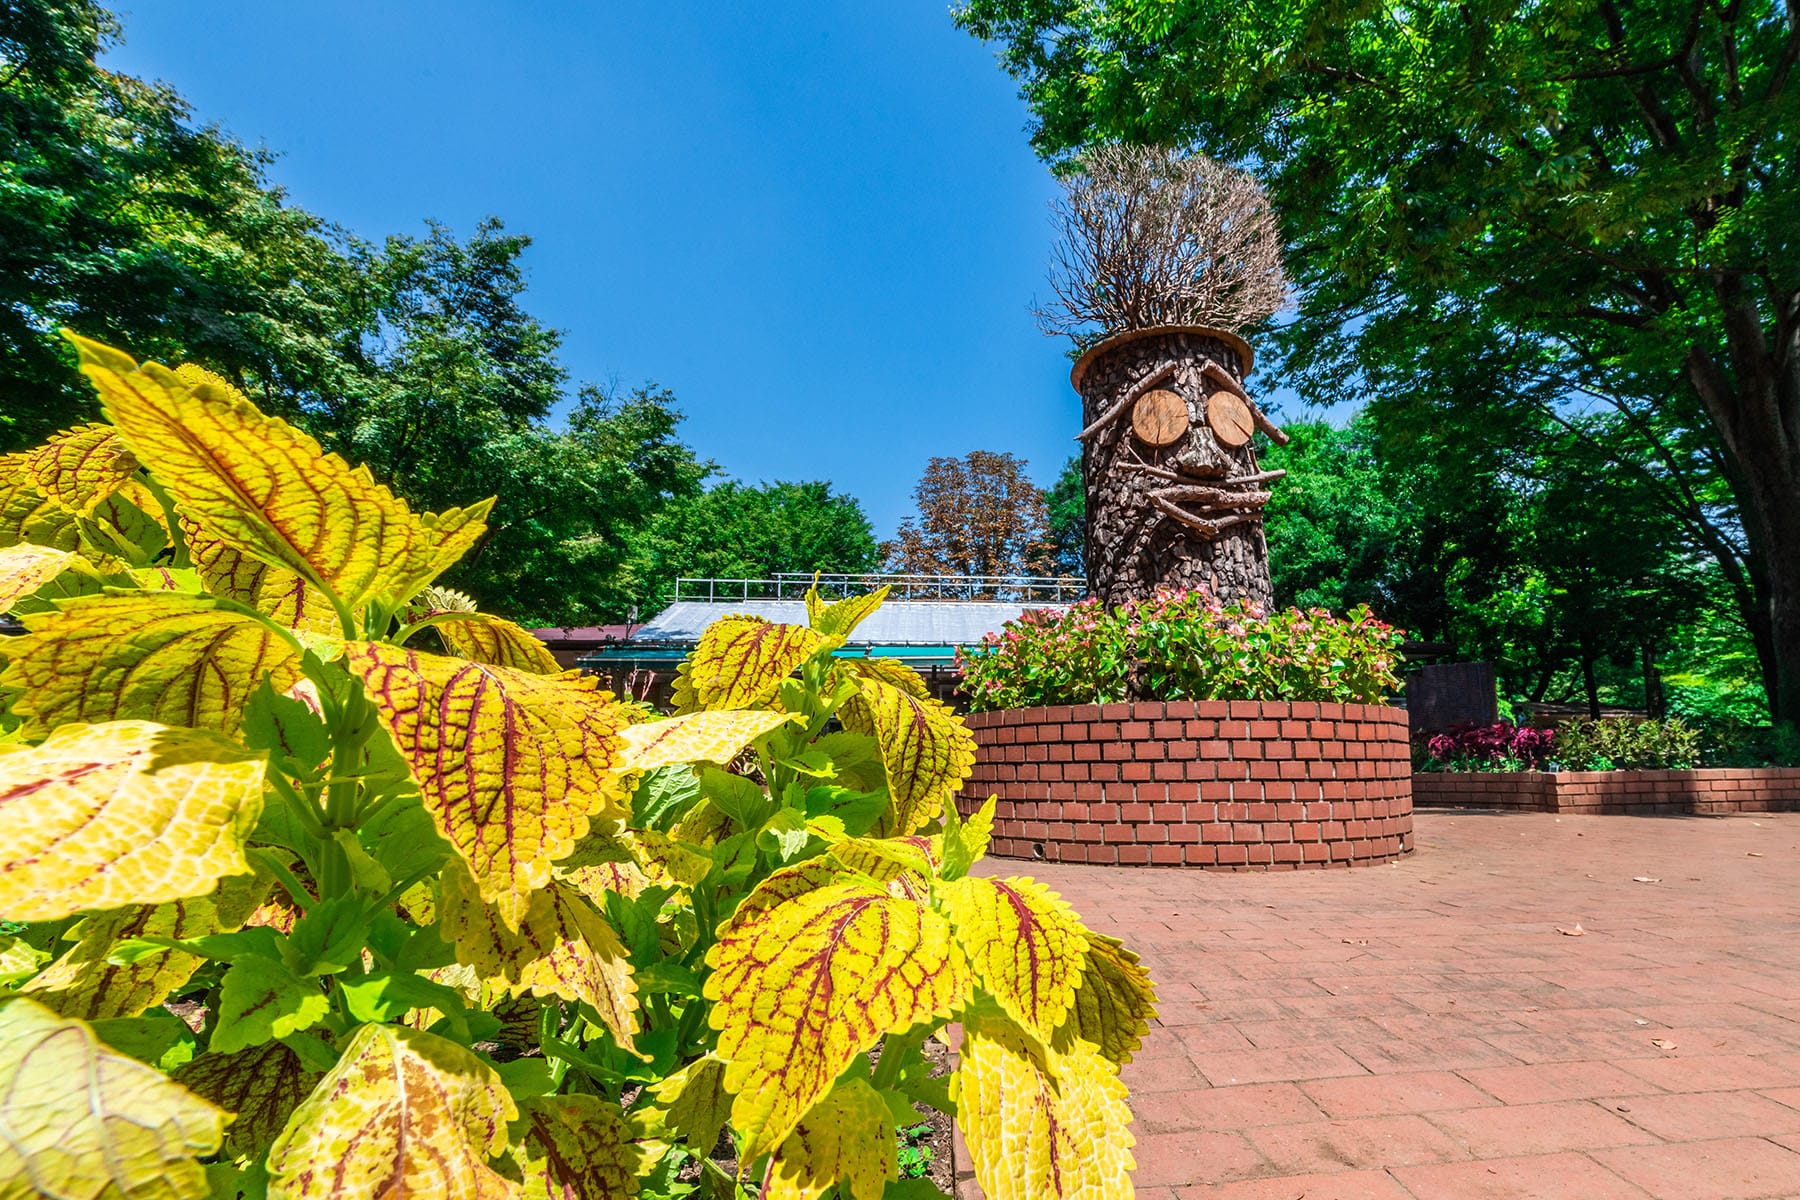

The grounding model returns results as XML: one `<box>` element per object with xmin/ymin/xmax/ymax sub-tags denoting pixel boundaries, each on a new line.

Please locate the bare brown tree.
<box><xmin>885</xmin><ymin>451</ymin><xmax>1054</xmax><ymax>579</ymax></box>
<box><xmin>1039</xmin><ymin>146</ymin><xmax>1290</xmax><ymax>338</ymax></box>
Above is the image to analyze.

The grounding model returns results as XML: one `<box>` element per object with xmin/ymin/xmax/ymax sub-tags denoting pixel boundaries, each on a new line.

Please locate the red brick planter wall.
<box><xmin>1414</xmin><ymin>768</ymin><xmax>1800</xmax><ymax>814</ymax></box>
<box><xmin>962</xmin><ymin>700</ymin><xmax>1413</xmax><ymax>868</ymax></box>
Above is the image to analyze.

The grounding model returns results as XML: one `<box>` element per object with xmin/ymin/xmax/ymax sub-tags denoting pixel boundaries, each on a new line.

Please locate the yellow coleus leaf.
<box><xmin>840</xmin><ymin>675</ymin><xmax>974</xmax><ymax>835</ymax></box>
<box><xmin>839</xmin><ymin>654</ymin><xmax>931</xmax><ymax>701</ymax></box>
<box><xmin>265</xmin><ymin>1023</ymin><xmax>519</xmax><ymax>1200</ymax></box>
<box><xmin>346</xmin><ymin>641</ymin><xmax>631</xmax><ymax>930</ymax></box>
<box><xmin>622</xmin><ymin>829</ymin><xmax>713</xmax><ymax>888</ymax></box>
<box><xmin>704</xmin><ymin>859</ymin><xmax>969</xmax><ymax>1159</ymax></box>
<box><xmin>1052</xmin><ymin>932</ymin><xmax>1158</xmax><ymax>1066</ymax></box>
<box><xmin>617</xmin><ymin>708</ymin><xmax>798</xmax><ymax>773</ymax></box>
<box><xmin>512</xmin><ymin>1095</ymin><xmax>640</xmax><ymax>1200</ymax></box>
<box><xmin>0</xmin><ymin>450</ymin><xmax>81</xmax><ymax>550</ymax></box>
<box><xmin>0</xmin><ymin>998</ymin><xmax>228</xmax><ymax>1200</ymax></box>
<box><xmin>2</xmin><ymin>593</ymin><xmax>304</xmax><ymax>735</ymax></box>
<box><xmin>427</xmin><ymin>612</ymin><xmax>562</xmax><ymax>674</ymax></box>
<box><xmin>68</xmin><ymin>334</ymin><xmax>491</xmax><ymax>614</ymax></box>
<box><xmin>764</xmin><ymin>1075</ymin><xmax>895</xmax><ymax>1200</ymax></box>
<box><xmin>0</xmin><ymin>720</ymin><xmax>266</xmax><ymax>922</ymax></box>
<box><xmin>672</xmin><ymin>616</ymin><xmax>830</xmax><ymax>712</ymax></box>
<box><xmin>646</xmin><ymin>1054</ymin><xmax>730</xmax><ymax>1160</ymax></box>
<box><xmin>559</xmin><ymin>859</ymin><xmax>650</xmax><ymax>902</ymax></box>
<box><xmin>937</xmin><ymin>876</ymin><xmax>1089</xmax><ymax>1045</ymax></box>
<box><xmin>953</xmin><ymin>1006</ymin><xmax>1136</xmax><ymax>1200</ymax></box>
<box><xmin>439</xmin><ymin>865</ymin><xmax>639</xmax><ymax>1054</ymax></box>
<box><xmin>184</xmin><ymin>517</ymin><xmax>343</xmax><ymax>640</ymax></box>
<box><xmin>805</xmin><ymin>583</ymin><xmax>889</xmax><ymax>639</ymax></box>
<box><xmin>21</xmin><ymin>874</ymin><xmax>270</xmax><ymax>1020</ymax></box>
<box><xmin>939</xmin><ymin>795</ymin><xmax>997</xmax><ymax>881</ymax></box>
<box><xmin>172</xmin><ymin>1040</ymin><xmax>323</xmax><ymax>1160</ymax></box>
<box><xmin>0</xmin><ymin>542</ymin><xmax>78</xmax><ymax>612</ymax></box>
<box><xmin>26</xmin><ymin>422</ymin><xmax>139</xmax><ymax>515</ymax></box>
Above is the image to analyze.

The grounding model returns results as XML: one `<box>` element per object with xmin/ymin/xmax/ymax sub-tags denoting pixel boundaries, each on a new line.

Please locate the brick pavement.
<box><xmin>955</xmin><ymin>809</ymin><xmax>1800</xmax><ymax>1199</ymax></box>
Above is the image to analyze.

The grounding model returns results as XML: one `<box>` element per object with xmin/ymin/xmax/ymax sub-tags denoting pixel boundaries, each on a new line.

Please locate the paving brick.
<box><xmin>1195</xmin><ymin>1044</ymin><xmax>1370</xmax><ymax>1087</ymax></box>
<box><xmin>1300</xmin><ymin>1071</ymin><xmax>1498</xmax><ymax>1118</ymax></box>
<box><xmin>1592</xmin><ymin>1136</ymin><xmax>1800</xmax><ymax>1199</ymax></box>
<box><xmin>1135</xmin><ymin>1082</ymin><xmax>1327</xmax><ymax>1135</ymax></box>
<box><xmin>1244</xmin><ymin>1114</ymin><xmax>1467</xmax><ymax>1174</ymax></box>
<box><xmin>1457</xmin><ymin>1060</ymin><xmax>1665</xmax><ymax>1105</ymax></box>
<box><xmin>1390</xmin><ymin>1151</ymin><xmax>1653</xmax><ymax>1199</ymax></box>
<box><xmin>1174</xmin><ymin>1171</ymin><xmax>1416</xmax><ymax>1198</ymax></box>
<box><xmin>1612</xmin><ymin>1053</ymin><xmax>1798</xmax><ymax>1094</ymax></box>
<box><xmin>1131</xmin><ymin>1130</ymin><xmax>1268</xmax><ymax>1189</ymax></box>
<box><xmin>1427</xmin><ymin>1100</ymin><xmax>1656</xmax><ymax>1156</ymax></box>
<box><xmin>1605</xmin><ymin>1089</ymin><xmax>1800</xmax><ymax>1141</ymax></box>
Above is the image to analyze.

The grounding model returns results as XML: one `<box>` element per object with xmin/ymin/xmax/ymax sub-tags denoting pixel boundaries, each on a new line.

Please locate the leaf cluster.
<box><xmin>0</xmin><ymin>336</ymin><xmax>1156</xmax><ymax>1200</ymax></box>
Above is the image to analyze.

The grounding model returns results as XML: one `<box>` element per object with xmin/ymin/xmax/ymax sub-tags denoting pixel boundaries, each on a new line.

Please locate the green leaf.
<box><xmin>805</xmin><ymin>784</ymin><xmax>888</xmax><ymax>837</ymax></box>
<box><xmin>698</xmin><ymin>765</ymin><xmax>770</xmax><ymax>827</ymax></box>
<box><xmin>212</xmin><ymin>955</ymin><xmax>331</xmax><ymax>1053</ymax></box>
<box><xmin>280</xmin><ymin>895</ymin><xmax>368</xmax><ymax>976</ymax></box>
<box><xmin>632</xmin><ymin>763</ymin><xmax>703</xmax><ymax>830</ymax></box>
<box><xmin>91</xmin><ymin>1009</ymin><xmax>199</xmax><ymax>1072</ymax></box>
<box><xmin>241</xmin><ymin>676</ymin><xmax>331</xmax><ymax>777</ymax></box>
<box><xmin>338</xmin><ymin>970</ymin><xmax>476</xmax><ymax>1037</ymax></box>
<box><xmin>757</xmin><ymin>808</ymin><xmax>812</xmax><ymax>862</ymax></box>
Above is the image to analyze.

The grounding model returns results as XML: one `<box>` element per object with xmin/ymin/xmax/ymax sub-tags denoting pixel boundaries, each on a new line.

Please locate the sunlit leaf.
<box><xmin>617</xmin><ymin>709</ymin><xmax>797</xmax><ymax>773</ymax></box>
<box><xmin>646</xmin><ymin>1054</ymin><xmax>730</xmax><ymax>1160</ymax></box>
<box><xmin>69</xmin><ymin>334</ymin><xmax>491</xmax><ymax>612</ymax></box>
<box><xmin>26</xmin><ymin>423</ymin><xmax>139</xmax><ymax>516</ymax></box>
<box><xmin>0</xmin><ymin>998</ymin><xmax>227</xmax><ymax>1200</ymax></box>
<box><xmin>440</xmin><ymin>866</ymin><xmax>639</xmax><ymax>1053</ymax></box>
<box><xmin>183</xmin><ymin>517</ymin><xmax>343</xmax><ymax>639</ymax></box>
<box><xmin>346</xmin><ymin>641</ymin><xmax>630</xmax><ymax>930</ymax></box>
<box><xmin>0</xmin><ymin>720</ymin><xmax>266</xmax><ymax>922</ymax></box>
<box><xmin>840</xmin><ymin>654</ymin><xmax>931</xmax><ymax>700</ymax></box>
<box><xmin>0</xmin><ymin>450</ymin><xmax>81</xmax><ymax>550</ymax></box>
<box><xmin>265</xmin><ymin>1023</ymin><xmax>517</xmax><ymax>1200</ymax></box>
<box><xmin>839</xmin><ymin>676</ymin><xmax>974</xmax><ymax>836</ymax></box>
<box><xmin>210</xmin><ymin>954</ymin><xmax>332</xmax><ymax>1053</ymax></box>
<box><xmin>704</xmin><ymin>860</ymin><xmax>968</xmax><ymax>1158</ymax></box>
<box><xmin>953</xmin><ymin>1006</ymin><xmax>1135</xmax><ymax>1200</ymax></box>
<box><xmin>0</xmin><ymin>542</ymin><xmax>78</xmax><ymax>612</ymax></box>
<box><xmin>173</xmin><ymin>1040</ymin><xmax>323</xmax><ymax>1159</ymax></box>
<box><xmin>937</xmin><ymin>876</ymin><xmax>1089</xmax><ymax>1045</ymax></box>
<box><xmin>21</xmin><ymin>876</ymin><xmax>269</xmax><ymax>1020</ymax></box>
<box><xmin>805</xmin><ymin>584</ymin><xmax>890</xmax><ymax>639</ymax></box>
<box><xmin>3</xmin><ymin>593</ymin><xmax>304</xmax><ymax>735</ymax></box>
<box><xmin>939</xmin><ymin>795</ymin><xmax>997</xmax><ymax>882</ymax></box>
<box><xmin>671</xmin><ymin>616</ymin><xmax>830</xmax><ymax>712</ymax></box>
<box><xmin>1052</xmin><ymin>933</ymin><xmax>1157</xmax><ymax>1065</ymax></box>
<box><xmin>512</xmin><ymin>1094</ymin><xmax>640</xmax><ymax>1200</ymax></box>
<box><xmin>764</xmin><ymin>1075</ymin><xmax>895</xmax><ymax>1200</ymax></box>
<box><xmin>422</xmin><ymin>611</ymin><xmax>563</xmax><ymax>674</ymax></box>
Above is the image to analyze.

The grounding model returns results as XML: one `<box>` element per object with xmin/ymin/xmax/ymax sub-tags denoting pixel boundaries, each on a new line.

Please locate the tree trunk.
<box><xmin>1581</xmin><ymin>645</ymin><xmax>1600</xmax><ymax>720</ymax></box>
<box><xmin>1642</xmin><ymin>642</ymin><xmax>1665</xmax><ymax>720</ymax></box>
<box><xmin>1073</xmin><ymin>327</ymin><xmax>1275</xmax><ymax>608</ymax></box>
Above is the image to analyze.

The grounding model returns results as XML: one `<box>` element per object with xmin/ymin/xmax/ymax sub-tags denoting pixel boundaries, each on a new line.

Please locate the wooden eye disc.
<box><xmin>1131</xmin><ymin>389</ymin><xmax>1189</xmax><ymax>447</ymax></box>
<box><xmin>1206</xmin><ymin>390</ymin><xmax>1256</xmax><ymax>447</ymax></box>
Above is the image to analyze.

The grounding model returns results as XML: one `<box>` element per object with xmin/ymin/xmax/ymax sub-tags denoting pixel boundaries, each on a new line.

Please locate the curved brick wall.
<box><xmin>962</xmin><ymin>700</ymin><xmax>1413</xmax><ymax>868</ymax></box>
<box><xmin>1415</xmin><ymin>768</ymin><xmax>1800</xmax><ymax>814</ymax></box>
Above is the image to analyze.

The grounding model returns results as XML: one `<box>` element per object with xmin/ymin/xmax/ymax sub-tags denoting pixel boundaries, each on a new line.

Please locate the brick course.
<box><xmin>962</xmin><ymin>701</ymin><xmax>1413</xmax><ymax>869</ymax></box>
<box><xmin>1414</xmin><ymin>767</ymin><xmax>1800</xmax><ymax>814</ymax></box>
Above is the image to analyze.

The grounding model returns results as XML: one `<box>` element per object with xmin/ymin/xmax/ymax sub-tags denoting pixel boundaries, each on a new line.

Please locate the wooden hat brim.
<box><xmin>1069</xmin><ymin>325</ymin><xmax>1255</xmax><ymax>393</ymax></box>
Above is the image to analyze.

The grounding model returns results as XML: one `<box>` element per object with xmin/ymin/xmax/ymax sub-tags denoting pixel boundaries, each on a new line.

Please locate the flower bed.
<box><xmin>1414</xmin><ymin>768</ymin><xmax>1800</xmax><ymax>814</ymax></box>
<box><xmin>964</xmin><ymin>700</ymin><xmax>1413</xmax><ymax>868</ymax></box>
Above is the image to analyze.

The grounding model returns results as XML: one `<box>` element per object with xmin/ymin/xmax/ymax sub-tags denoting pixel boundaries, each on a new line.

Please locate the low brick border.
<box><xmin>1414</xmin><ymin>767</ymin><xmax>1800</xmax><ymax>814</ymax></box>
<box><xmin>962</xmin><ymin>700</ymin><xmax>1413</xmax><ymax>868</ymax></box>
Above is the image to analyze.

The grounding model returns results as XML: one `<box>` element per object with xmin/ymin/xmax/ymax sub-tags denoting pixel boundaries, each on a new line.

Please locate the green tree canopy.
<box><xmin>960</xmin><ymin>0</ymin><xmax>1800</xmax><ymax>719</ymax></box>
<box><xmin>619</xmin><ymin>480</ymin><xmax>881</xmax><ymax>611</ymax></box>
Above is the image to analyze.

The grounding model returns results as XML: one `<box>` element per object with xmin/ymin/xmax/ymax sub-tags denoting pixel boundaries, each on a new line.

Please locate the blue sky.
<box><xmin>104</xmin><ymin>1</ymin><xmax>1096</xmax><ymax>539</ymax></box>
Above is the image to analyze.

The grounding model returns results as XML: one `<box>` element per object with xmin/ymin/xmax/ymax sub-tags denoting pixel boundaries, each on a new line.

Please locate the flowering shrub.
<box><xmin>1415</xmin><ymin>717</ymin><xmax>1705</xmax><ymax>772</ymax></box>
<box><xmin>1416</xmin><ymin>723</ymin><xmax>1557</xmax><ymax>772</ymax></box>
<box><xmin>957</xmin><ymin>588</ymin><xmax>1403</xmax><ymax>711</ymax></box>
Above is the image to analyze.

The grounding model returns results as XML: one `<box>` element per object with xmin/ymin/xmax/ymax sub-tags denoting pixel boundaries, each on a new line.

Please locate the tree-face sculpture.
<box><xmin>1073</xmin><ymin>326</ymin><xmax>1288</xmax><ymax>607</ymax></box>
<box><xmin>1040</xmin><ymin>146</ymin><xmax>1292</xmax><ymax>607</ymax></box>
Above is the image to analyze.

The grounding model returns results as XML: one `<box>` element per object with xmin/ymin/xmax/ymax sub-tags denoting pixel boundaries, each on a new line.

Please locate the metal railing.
<box><xmin>670</xmin><ymin>573</ymin><xmax>1087</xmax><ymax>604</ymax></box>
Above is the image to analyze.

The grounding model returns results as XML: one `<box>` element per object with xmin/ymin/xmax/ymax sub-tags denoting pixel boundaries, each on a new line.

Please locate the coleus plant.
<box><xmin>0</xmin><ymin>334</ymin><xmax>1157</xmax><ymax>1200</ymax></box>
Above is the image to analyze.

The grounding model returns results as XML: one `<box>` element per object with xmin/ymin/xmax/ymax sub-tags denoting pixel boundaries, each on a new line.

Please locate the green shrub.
<box><xmin>1550</xmin><ymin>717</ymin><xmax>1703</xmax><ymax>771</ymax></box>
<box><xmin>957</xmin><ymin>588</ymin><xmax>1404</xmax><ymax>711</ymax></box>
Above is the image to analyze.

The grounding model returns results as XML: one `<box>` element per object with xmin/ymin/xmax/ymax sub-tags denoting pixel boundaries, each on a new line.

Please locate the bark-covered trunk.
<box><xmin>1686</xmin><ymin>276</ymin><xmax>1800</xmax><ymax>724</ymax></box>
<box><xmin>1075</xmin><ymin>327</ymin><xmax>1275</xmax><ymax>607</ymax></box>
